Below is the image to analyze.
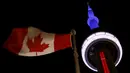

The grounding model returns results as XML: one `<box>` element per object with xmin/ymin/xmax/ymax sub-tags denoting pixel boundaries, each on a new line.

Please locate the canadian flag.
<box><xmin>3</xmin><ymin>27</ymin><xmax>72</xmax><ymax>56</ymax></box>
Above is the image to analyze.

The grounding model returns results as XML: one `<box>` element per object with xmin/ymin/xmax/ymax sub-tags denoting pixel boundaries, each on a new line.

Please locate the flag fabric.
<box><xmin>3</xmin><ymin>26</ymin><xmax>72</xmax><ymax>56</ymax></box>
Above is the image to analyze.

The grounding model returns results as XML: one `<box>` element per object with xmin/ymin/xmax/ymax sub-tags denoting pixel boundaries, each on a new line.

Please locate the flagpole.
<box><xmin>71</xmin><ymin>29</ymin><xmax>81</xmax><ymax>73</ymax></box>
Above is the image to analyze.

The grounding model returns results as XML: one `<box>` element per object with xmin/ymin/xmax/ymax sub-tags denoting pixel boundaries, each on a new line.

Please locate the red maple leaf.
<box><xmin>27</xmin><ymin>34</ymin><xmax>49</xmax><ymax>52</ymax></box>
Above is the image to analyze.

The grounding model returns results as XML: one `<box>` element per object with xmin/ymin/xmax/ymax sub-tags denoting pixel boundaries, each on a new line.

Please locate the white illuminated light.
<box><xmin>81</xmin><ymin>32</ymin><xmax>123</xmax><ymax>72</ymax></box>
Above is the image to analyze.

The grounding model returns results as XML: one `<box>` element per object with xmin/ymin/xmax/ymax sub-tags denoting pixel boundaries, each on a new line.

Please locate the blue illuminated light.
<box><xmin>87</xmin><ymin>5</ymin><xmax>99</xmax><ymax>30</ymax></box>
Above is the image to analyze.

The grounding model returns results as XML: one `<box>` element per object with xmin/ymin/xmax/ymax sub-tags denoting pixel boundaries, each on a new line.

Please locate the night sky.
<box><xmin>0</xmin><ymin>0</ymin><xmax>129</xmax><ymax>73</ymax></box>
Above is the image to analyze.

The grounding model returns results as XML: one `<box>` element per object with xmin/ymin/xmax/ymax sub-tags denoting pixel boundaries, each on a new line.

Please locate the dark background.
<box><xmin>0</xmin><ymin>0</ymin><xmax>129</xmax><ymax>73</ymax></box>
